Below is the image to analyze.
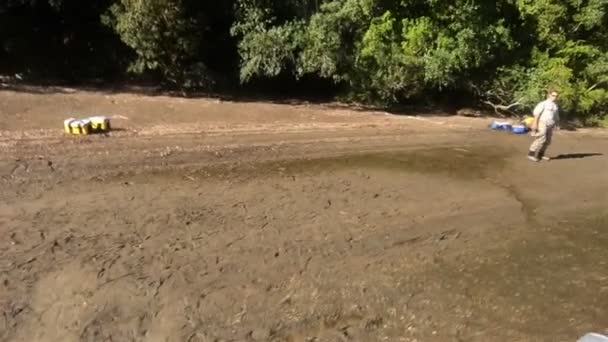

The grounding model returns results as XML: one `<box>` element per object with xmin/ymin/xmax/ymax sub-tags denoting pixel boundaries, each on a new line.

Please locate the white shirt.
<box><xmin>533</xmin><ymin>100</ymin><xmax>559</xmax><ymax>126</ymax></box>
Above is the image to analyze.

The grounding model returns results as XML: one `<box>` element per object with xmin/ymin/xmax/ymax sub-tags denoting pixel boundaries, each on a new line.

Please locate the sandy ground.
<box><xmin>1</xmin><ymin>88</ymin><xmax>607</xmax><ymax>342</ymax></box>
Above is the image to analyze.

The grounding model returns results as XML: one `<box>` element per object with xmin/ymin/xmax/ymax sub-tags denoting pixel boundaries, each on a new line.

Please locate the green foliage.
<box><xmin>297</xmin><ymin>0</ymin><xmax>373</xmax><ymax>83</ymax></box>
<box><xmin>230</xmin><ymin>4</ymin><xmax>305</xmax><ymax>82</ymax></box>
<box><xmin>356</xmin><ymin>11</ymin><xmax>422</xmax><ymax>101</ymax></box>
<box><xmin>482</xmin><ymin>0</ymin><xmax>608</xmax><ymax>118</ymax></box>
<box><xmin>102</xmin><ymin>0</ymin><xmax>209</xmax><ymax>87</ymax></box>
<box><xmin>2</xmin><ymin>0</ymin><xmax>608</xmax><ymax>123</ymax></box>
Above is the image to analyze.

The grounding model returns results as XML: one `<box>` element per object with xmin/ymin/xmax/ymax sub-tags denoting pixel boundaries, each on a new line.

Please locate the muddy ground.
<box><xmin>0</xmin><ymin>88</ymin><xmax>607</xmax><ymax>342</ymax></box>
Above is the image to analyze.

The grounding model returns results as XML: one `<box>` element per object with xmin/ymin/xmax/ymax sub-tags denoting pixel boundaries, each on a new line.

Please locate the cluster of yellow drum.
<box><xmin>64</xmin><ymin>116</ymin><xmax>111</xmax><ymax>135</ymax></box>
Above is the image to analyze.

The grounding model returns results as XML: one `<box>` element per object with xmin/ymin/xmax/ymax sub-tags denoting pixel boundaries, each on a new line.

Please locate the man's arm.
<box><xmin>531</xmin><ymin>115</ymin><xmax>539</xmax><ymax>131</ymax></box>
<box><xmin>531</xmin><ymin>102</ymin><xmax>543</xmax><ymax>131</ymax></box>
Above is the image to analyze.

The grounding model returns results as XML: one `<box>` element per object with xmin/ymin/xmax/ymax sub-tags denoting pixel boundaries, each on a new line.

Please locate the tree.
<box><xmin>0</xmin><ymin>0</ymin><xmax>606</xmax><ymax>124</ymax></box>
<box><xmin>103</xmin><ymin>0</ymin><xmax>207</xmax><ymax>87</ymax></box>
<box><xmin>483</xmin><ymin>0</ymin><xmax>608</xmax><ymax>120</ymax></box>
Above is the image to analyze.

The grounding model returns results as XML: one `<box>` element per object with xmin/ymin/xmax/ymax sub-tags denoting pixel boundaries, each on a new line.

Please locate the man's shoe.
<box><xmin>528</xmin><ymin>155</ymin><xmax>540</xmax><ymax>162</ymax></box>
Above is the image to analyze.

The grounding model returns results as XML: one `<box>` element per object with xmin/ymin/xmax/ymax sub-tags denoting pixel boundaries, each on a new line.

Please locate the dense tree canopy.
<box><xmin>1</xmin><ymin>0</ymin><xmax>607</xmax><ymax>124</ymax></box>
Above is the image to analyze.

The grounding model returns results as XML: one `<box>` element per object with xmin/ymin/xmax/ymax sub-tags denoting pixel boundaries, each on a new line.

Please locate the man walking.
<box><xmin>528</xmin><ymin>90</ymin><xmax>560</xmax><ymax>162</ymax></box>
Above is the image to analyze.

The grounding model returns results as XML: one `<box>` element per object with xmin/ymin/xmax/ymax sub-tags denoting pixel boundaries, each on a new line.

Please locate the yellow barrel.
<box><xmin>69</xmin><ymin>120</ymin><xmax>92</xmax><ymax>135</ymax></box>
<box><xmin>89</xmin><ymin>116</ymin><xmax>110</xmax><ymax>132</ymax></box>
<box><xmin>80</xmin><ymin>119</ymin><xmax>92</xmax><ymax>135</ymax></box>
<box><xmin>64</xmin><ymin>118</ymin><xmax>76</xmax><ymax>134</ymax></box>
<box><xmin>69</xmin><ymin>120</ymin><xmax>82</xmax><ymax>135</ymax></box>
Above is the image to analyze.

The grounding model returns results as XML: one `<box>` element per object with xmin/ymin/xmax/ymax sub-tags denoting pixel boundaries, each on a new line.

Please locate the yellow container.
<box><xmin>80</xmin><ymin>119</ymin><xmax>92</xmax><ymax>135</ymax></box>
<box><xmin>523</xmin><ymin>116</ymin><xmax>534</xmax><ymax>127</ymax></box>
<box><xmin>69</xmin><ymin>120</ymin><xmax>92</xmax><ymax>135</ymax></box>
<box><xmin>69</xmin><ymin>120</ymin><xmax>82</xmax><ymax>134</ymax></box>
<box><xmin>64</xmin><ymin>118</ymin><xmax>76</xmax><ymax>134</ymax></box>
<box><xmin>89</xmin><ymin>116</ymin><xmax>111</xmax><ymax>132</ymax></box>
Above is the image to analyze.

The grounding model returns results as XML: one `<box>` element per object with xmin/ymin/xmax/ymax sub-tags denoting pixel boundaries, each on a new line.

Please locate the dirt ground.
<box><xmin>1</xmin><ymin>87</ymin><xmax>607</xmax><ymax>342</ymax></box>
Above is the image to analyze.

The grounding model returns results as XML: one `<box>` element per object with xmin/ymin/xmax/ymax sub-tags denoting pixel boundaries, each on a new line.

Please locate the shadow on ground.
<box><xmin>553</xmin><ymin>153</ymin><xmax>603</xmax><ymax>160</ymax></box>
<box><xmin>0</xmin><ymin>81</ymin><xmax>457</xmax><ymax>116</ymax></box>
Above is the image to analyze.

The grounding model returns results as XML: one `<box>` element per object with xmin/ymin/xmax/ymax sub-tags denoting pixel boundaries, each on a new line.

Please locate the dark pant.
<box><xmin>529</xmin><ymin>121</ymin><xmax>554</xmax><ymax>158</ymax></box>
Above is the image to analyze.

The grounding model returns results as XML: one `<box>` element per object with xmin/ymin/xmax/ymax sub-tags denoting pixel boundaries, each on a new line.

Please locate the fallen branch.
<box><xmin>469</xmin><ymin>83</ymin><xmax>525</xmax><ymax>117</ymax></box>
<box><xmin>586</xmin><ymin>79</ymin><xmax>608</xmax><ymax>93</ymax></box>
<box><xmin>482</xmin><ymin>98</ymin><xmax>525</xmax><ymax>117</ymax></box>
